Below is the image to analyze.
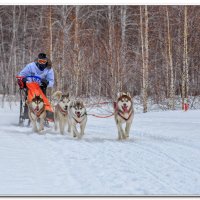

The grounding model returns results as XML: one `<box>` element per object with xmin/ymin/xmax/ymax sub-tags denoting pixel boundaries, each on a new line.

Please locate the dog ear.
<box><xmin>126</xmin><ymin>92</ymin><xmax>131</xmax><ymax>98</ymax></box>
<box><xmin>78</xmin><ymin>99</ymin><xmax>82</xmax><ymax>103</ymax></box>
<box><xmin>71</xmin><ymin>101</ymin><xmax>75</xmax><ymax>107</ymax></box>
<box><xmin>52</xmin><ymin>91</ymin><xmax>62</xmax><ymax>101</ymax></box>
<box><xmin>117</xmin><ymin>92</ymin><xmax>122</xmax><ymax>98</ymax></box>
<box><xmin>70</xmin><ymin>101</ymin><xmax>74</xmax><ymax>108</ymax></box>
<box><xmin>58</xmin><ymin>91</ymin><xmax>63</xmax><ymax>101</ymax></box>
<box><xmin>78</xmin><ymin>100</ymin><xmax>84</xmax><ymax>107</ymax></box>
<box><xmin>66</xmin><ymin>92</ymin><xmax>69</xmax><ymax>98</ymax></box>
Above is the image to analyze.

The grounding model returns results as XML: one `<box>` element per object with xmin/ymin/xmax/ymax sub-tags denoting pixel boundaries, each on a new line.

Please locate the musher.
<box><xmin>18</xmin><ymin>52</ymin><xmax>54</xmax><ymax>123</ymax></box>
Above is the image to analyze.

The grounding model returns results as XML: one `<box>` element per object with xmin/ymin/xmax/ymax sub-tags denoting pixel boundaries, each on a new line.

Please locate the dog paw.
<box><xmin>77</xmin><ymin>135</ymin><xmax>82</xmax><ymax>139</ymax></box>
<box><xmin>33</xmin><ymin>129</ymin><xmax>38</xmax><ymax>133</ymax></box>
<box><xmin>125</xmin><ymin>135</ymin><xmax>129</xmax><ymax>139</ymax></box>
<box><xmin>73</xmin><ymin>132</ymin><xmax>77</xmax><ymax>137</ymax></box>
<box><xmin>122</xmin><ymin>135</ymin><xmax>127</xmax><ymax>139</ymax></box>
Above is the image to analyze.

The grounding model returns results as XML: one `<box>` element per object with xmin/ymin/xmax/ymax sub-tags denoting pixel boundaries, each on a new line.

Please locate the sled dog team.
<box><xmin>28</xmin><ymin>91</ymin><xmax>134</xmax><ymax>140</ymax></box>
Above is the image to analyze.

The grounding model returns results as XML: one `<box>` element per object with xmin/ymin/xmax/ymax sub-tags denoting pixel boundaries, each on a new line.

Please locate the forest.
<box><xmin>0</xmin><ymin>5</ymin><xmax>199</xmax><ymax>112</ymax></box>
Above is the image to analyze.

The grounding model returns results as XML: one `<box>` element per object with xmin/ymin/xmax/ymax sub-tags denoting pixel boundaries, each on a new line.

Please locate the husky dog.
<box><xmin>27</xmin><ymin>95</ymin><xmax>46</xmax><ymax>133</ymax></box>
<box><xmin>114</xmin><ymin>92</ymin><xmax>134</xmax><ymax>140</ymax></box>
<box><xmin>52</xmin><ymin>91</ymin><xmax>71</xmax><ymax>135</ymax></box>
<box><xmin>68</xmin><ymin>100</ymin><xmax>87</xmax><ymax>139</ymax></box>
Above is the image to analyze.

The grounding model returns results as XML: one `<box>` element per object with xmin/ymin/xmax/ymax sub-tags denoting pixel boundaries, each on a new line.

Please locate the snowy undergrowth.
<box><xmin>1</xmin><ymin>94</ymin><xmax>199</xmax><ymax>114</ymax></box>
<box><xmin>0</xmin><ymin>94</ymin><xmax>200</xmax><ymax>114</ymax></box>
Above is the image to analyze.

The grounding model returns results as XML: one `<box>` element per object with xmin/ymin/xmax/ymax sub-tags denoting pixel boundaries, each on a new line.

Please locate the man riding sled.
<box><xmin>17</xmin><ymin>53</ymin><xmax>54</xmax><ymax>125</ymax></box>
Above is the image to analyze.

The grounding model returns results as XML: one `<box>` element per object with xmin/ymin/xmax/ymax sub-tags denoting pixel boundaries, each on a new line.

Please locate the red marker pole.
<box><xmin>183</xmin><ymin>98</ymin><xmax>189</xmax><ymax>111</ymax></box>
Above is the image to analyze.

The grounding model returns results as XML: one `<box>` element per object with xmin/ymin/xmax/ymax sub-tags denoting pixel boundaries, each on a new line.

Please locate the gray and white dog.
<box><xmin>68</xmin><ymin>100</ymin><xmax>87</xmax><ymax>139</ymax></box>
<box><xmin>114</xmin><ymin>92</ymin><xmax>134</xmax><ymax>140</ymax></box>
<box><xmin>52</xmin><ymin>91</ymin><xmax>71</xmax><ymax>135</ymax></box>
<box><xmin>27</xmin><ymin>94</ymin><xmax>46</xmax><ymax>133</ymax></box>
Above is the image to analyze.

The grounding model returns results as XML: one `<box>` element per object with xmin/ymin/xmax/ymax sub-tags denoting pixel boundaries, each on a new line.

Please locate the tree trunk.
<box><xmin>120</xmin><ymin>5</ymin><xmax>127</xmax><ymax>92</ymax></box>
<box><xmin>182</xmin><ymin>6</ymin><xmax>189</xmax><ymax>109</ymax></box>
<box><xmin>48</xmin><ymin>5</ymin><xmax>53</xmax><ymax>61</ymax></box>
<box><xmin>166</xmin><ymin>6</ymin><xmax>175</xmax><ymax>110</ymax></box>
<box><xmin>108</xmin><ymin>5</ymin><xmax>115</xmax><ymax>99</ymax></box>
<box><xmin>74</xmin><ymin>6</ymin><xmax>80</xmax><ymax>97</ymax></box>
<box><xmin>140</xmin><ymin>6</ymin><xmax>149</xmax><ymax>113</ymax></box>
<box><xmin>22</xmin><ymin>6</ymin><xmax>27</xmax><ymax>67</ymax></box>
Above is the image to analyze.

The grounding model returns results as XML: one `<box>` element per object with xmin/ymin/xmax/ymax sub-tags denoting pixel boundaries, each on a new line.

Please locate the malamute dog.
<box><xmin>114</xmin><ymin>92</ymin><xmax>134</xmax><ymax>140</ymax></box>
<box><xmin>68</xmin><ymin>100</ymin><xmax>87</xmax><ymax>139</ymax></box>
<box><xmin>27</xmin><ymin>94</ymin><xmax>46</xmax><ymax>133</ymax></box>
<box><xmin>52</xmin><ymin>91</ymin><xmax>71</xmax><ymax>135</ymax></box>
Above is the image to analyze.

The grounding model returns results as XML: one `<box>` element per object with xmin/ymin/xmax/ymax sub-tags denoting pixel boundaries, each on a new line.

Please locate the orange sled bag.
<box><xmin>26</xmin><ymin>82</ymin><xmax>53</xmax><ymax>113</ymax></box>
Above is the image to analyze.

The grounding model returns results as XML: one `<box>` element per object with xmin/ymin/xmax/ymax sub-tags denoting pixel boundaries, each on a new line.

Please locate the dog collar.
<box><xmin>57</xmin><ymin>104</ymin><xmax>68</xmax><ymax>116</ymax></box>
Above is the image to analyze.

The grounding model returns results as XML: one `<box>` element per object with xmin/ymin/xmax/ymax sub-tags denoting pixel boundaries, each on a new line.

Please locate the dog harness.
<box><xmin>115</xmin><ymin>95</ymin><xmax>133</xmax><ymax>121</ymax></box>
<box><xmin>72</xmin><ymin>112</ymin><xmax>87</xmax><ymax>124</ymax></box>
<box><xmin>56</xmin><ymin>104</ymin><xmax>68</xmax><ymax>116</ymax></box>
<box><xmin>117</xmin><ymin>109</ymin><xmax>133</xmax><ymax>121</ymax></box>
<box><xmin>29</xmin><ymin>104</ymin><xmax>45</xmax><ymax>118</ymax></box>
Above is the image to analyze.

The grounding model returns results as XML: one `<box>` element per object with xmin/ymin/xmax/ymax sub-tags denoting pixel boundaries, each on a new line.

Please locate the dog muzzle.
<box><xmin>34</xmin><ymin>106</ymin><xmax>40</xmax><ymax>112</ymax></box>
<box><xmin>75</xmin><ymin>111</ymin><xmax>81</xmax><ymax>118</ymax></box>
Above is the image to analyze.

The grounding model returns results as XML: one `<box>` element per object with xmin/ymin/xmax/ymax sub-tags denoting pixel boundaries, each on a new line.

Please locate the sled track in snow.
<box><xmin>0</xmin><ymin>124</ymin><xmax>83</xmax><ymax>194</ymax></box>
<box><xmin>135</xmin><ymin>142</ymin><xmax>199</xmax><ymax>174</ymax></box>
<box><xmin>134</xmin><ymin>131</ymin><xmax>200</xmax><ymax>175</ymax></box>
<box><xmin>0</xmin><ymin>132</ymin><xmax>44</xmax><ymax>194</ymax></box>
<box><xmin>1</xmin><ymin>107</ymin><xmax>200</xmax><ymax>195</ymax></box>
<box><xmin>140</xmin><ymin>131</ymin><xmax>200</xmax><ymax>152</ymax></box>
<box><xmin>4</xmin><ymin>124</ymin><xmax>200</xmax><ymax>177</ymax></box>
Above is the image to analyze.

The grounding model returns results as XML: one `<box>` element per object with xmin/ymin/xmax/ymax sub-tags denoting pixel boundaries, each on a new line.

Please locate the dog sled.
<box><xmin>16</xmin><ymin>75</ymin><xmax>54</xmax><ymax>127</ymax></box>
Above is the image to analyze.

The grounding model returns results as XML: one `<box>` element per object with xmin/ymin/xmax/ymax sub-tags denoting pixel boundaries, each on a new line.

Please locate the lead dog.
<box><xmin>27</xmin><ymin>94</ymin><xmax>46</xmax><ymax>133</ymax></box>
<box><xmin>68</xmin><ymin>100</ymin><xmax>87</xmax><ymax>139</ymax></box>
<box><xmin>114</xmin><ymin>92</ymin><xmax>134</xmax><ymax>140</ymax></box>
<box><xmin>52</xmin><ymin>91</ymin><xmax>71</xmax><ymax>135</ymax></box>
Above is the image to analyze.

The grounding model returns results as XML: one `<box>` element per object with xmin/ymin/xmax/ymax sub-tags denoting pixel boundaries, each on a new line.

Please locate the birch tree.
<box><xmin>108</xmin><ymin>5</ymin><xmax>115</xmax><ymax>98</ymax></box>
<box><xmin>140</xmin><ymin>6</ymin><xmax>149</xmax><ymax>113</ymax></box>
<box><xmin>0</xmin><ymin>5</ymin><xmax>199</xmax><ymax>110</ymax></box>
<box><xmin>182</xmin><ymin>6</ymin><xmax>189</xmax><ymax>109</ymax></box>
<box><xmin>74</xmin><ymin>6</ymin><xmax>80</xmax><ymax>97</ymax></box>
<box><xmin>120</xmin><ymin>5</ymin><xmax>127</xmax><ymax>92</ymax></box>
<box><xmin>166</xmin><ymin>6</ymin><xmax>175</xmax><ymax>109</ymax></box>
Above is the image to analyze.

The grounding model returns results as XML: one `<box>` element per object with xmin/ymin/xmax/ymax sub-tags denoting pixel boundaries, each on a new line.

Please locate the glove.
<box><xmin>22</xmin><ymin>77</ymin><xmax>27</xmax><ymax>83</ymax></box>
<box><xmin>17</xmin><ymin>77</ymin><xmax>27</xmax><ymax>89</ymax></box>
<box><xmin>40</xmin><ymin>79</ymin><xmax>49</xmax><ymax>88</ymax></box>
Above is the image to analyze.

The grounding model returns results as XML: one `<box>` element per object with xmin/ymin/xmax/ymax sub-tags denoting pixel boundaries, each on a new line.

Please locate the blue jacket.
<box><xmin>19</xmin><ymin>62</ymin><xmax>54</xmax><ymax>88</ymax></box>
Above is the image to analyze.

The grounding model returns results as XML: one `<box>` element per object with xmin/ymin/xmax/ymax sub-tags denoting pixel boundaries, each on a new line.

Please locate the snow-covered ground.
<box><xmin>0</xmin><ymin>102</ymin><xmax>200</xmax><ymax>196</ymax></box>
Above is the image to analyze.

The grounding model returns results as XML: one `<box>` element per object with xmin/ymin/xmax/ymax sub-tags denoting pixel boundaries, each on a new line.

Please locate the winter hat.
<box><xmin>38</xmin><ymin>53</ymin><xmax>48</xmax><ymax>60</ymax></box>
